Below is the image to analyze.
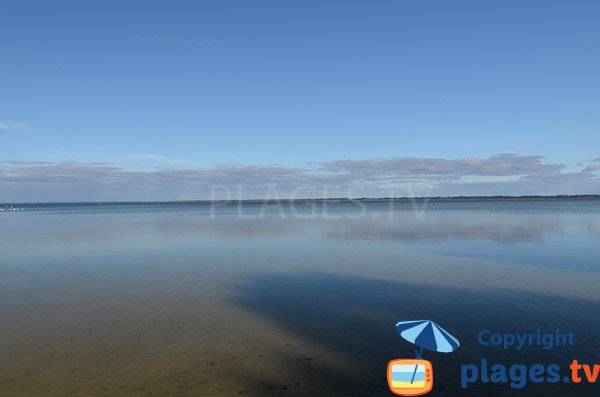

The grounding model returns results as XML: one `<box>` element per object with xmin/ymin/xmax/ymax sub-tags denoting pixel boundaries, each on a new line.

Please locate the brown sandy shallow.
<box><xmin>0</xmin><ymin>266</ymin><xmax>382</xmax><ymax>396</ymax></box>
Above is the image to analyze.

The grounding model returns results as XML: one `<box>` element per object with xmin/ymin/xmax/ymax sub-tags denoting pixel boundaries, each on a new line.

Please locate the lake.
<box><xmin>1</xmin><ymin>199</ymin><xmax>599</xmax><ymax>396</ymax></box>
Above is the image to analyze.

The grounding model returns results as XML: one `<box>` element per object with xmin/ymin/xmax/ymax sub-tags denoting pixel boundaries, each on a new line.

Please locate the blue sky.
<box><xmin>1</xmin><ymin>1</ymin><xmax>599</xmax><ymax>200</ymax></box>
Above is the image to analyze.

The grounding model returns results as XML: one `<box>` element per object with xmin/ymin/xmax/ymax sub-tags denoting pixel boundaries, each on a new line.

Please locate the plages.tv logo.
<box><xmin>387</xmin><ymin>320</ymin><xmax>460</xmax><ymax>396</ymax></box>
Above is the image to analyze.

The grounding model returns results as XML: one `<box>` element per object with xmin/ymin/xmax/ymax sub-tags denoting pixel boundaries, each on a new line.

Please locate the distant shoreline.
<box><xmin>2</xmin><ymin>195</ymin><xmax>599</xmax><ymax>206</ymax></box>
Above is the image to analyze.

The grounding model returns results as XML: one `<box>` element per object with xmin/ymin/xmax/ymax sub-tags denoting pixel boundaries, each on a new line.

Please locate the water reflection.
<box><xmin>324</xmin><ymin>213</ymin><xmax>569</xmax><ymax>244</ymax></box>
<box><xmin>2</xmin><ymin>208</ymin><xmax>599</xmax><ymax>246</ymax></box>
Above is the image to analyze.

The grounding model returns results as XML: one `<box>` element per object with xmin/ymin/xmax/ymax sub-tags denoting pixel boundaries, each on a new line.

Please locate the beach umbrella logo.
<box><xmin>387</xmin><ymin>320</ymin><xmax>460</xmax><ymax>396</ymax></box>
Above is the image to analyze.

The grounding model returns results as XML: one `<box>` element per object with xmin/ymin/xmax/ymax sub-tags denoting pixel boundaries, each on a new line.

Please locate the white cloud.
<box><xmin>0</xmin><ymin>154</ymin><xmax>598</xmax><ymax>202</ymax></box>
<box><xmin>320</xmin><ymin>154</ymin><xmax>564</xmax><ymax>178</ymax></box>
<box><xmin>50</xmin><ymin>151</ymin><xmax>197</xmax><ymax>167</ymax></box>
<box><xmin>0</xmin><ymin>121</ymin><xmax>29</xmax><ymax>132</ymax></box>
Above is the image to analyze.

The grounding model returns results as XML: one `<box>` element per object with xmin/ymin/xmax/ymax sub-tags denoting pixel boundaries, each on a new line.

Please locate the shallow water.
<box><xmin>1</xmin><ymin>199</ymin><xmax>599</xmax><ymax>396</ymax></box>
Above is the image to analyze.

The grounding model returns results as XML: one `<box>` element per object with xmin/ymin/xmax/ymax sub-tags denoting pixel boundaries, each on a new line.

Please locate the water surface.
<box><xmin>1</xmin><ymin>199</ymin><xmax>599</xmax><ymax>396</ymax></box>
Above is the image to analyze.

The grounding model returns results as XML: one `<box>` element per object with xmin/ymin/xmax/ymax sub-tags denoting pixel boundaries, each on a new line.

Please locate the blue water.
<box><xmin>1</xmin><ymin>199</ymin><xmax>599</xmax><ymax>396</ymax></box>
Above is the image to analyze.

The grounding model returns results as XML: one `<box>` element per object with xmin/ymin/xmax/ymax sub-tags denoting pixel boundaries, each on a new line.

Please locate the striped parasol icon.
<box><xmin>395</xmin><ymin>320</ymin><xmax>460</xmax><ymax>358</ymax></box>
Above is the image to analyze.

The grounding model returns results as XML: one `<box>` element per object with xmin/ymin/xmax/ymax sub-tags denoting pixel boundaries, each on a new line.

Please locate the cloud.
<box><xmin>0</xmin><ymin>160</ymin><xmax>52</xmax><ymax>165</ymax></box>
<box><xmin>0</xmin><ymin>121</ymin><xmax>29</xmax><ymax>132</ymax></box>
<box><xmin>50</xmin><ymin>151</ymin><xmax>197</xmax><ymax>167</ymax></box>
<box><xmin>320</xmin><ymin>154</ymin><xmax>564</xmax><ymax>178</ymax></box>
<box><xmin>0</xmin><ymin>154</ymin><xmax>599</xmax><ymax>202</ymax></box>
<box><xmin>583</xmin><ymin>164</ymin><xmax>600</xmax><ymax>172</ymax></box>
<box><xmin>120</xmin><ymin>153</ymin><xmax>196</xmax><ymax>165</ymax></box>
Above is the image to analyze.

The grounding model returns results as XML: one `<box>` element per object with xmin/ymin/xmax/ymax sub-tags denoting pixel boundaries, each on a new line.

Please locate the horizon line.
<box><xmin>2</xmin><ymin>194</ymin><xmax>599</xmax><ymax>205</ymax></box>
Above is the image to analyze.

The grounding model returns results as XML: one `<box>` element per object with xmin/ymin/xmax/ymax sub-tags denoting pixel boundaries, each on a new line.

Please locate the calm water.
<box><xmin>1</xmin><ymin>199</ymin><xmax>600</xmax><ymax>396</ymax></box>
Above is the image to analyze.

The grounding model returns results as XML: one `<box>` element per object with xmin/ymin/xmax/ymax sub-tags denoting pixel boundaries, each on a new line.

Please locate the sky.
<box><xmin>1</xmin><ymin>0</ymin><xmax>599</xmax><ymax>201</ymax></box>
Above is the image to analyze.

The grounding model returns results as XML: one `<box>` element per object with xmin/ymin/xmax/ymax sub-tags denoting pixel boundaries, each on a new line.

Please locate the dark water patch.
<box><xmin>232</xmin><ymin>272</ymin><xmax>600</xmax><ymax>396</ymax></box>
